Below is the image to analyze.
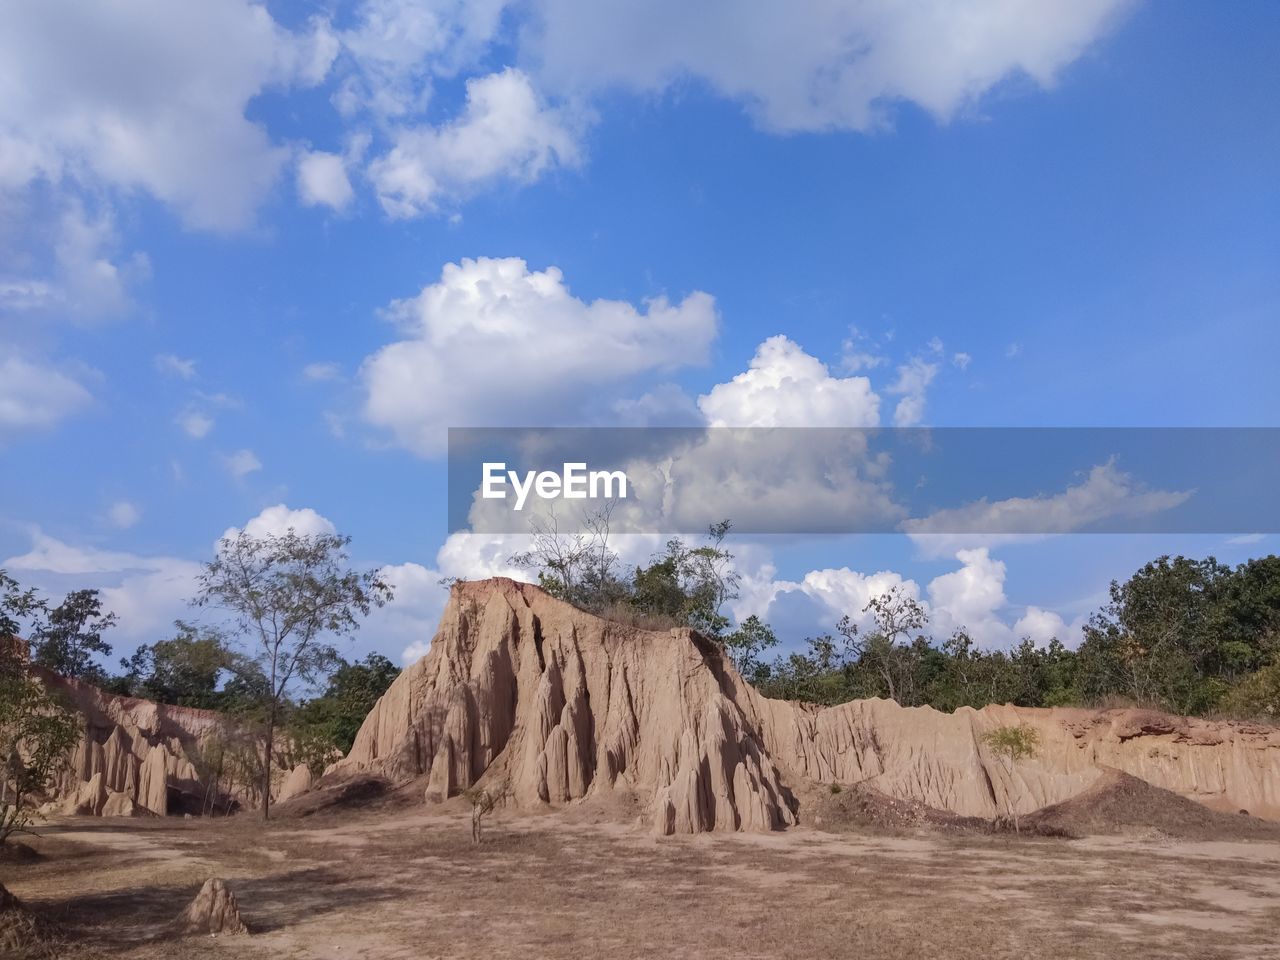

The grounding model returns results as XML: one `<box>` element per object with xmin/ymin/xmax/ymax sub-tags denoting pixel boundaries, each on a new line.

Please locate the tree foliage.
<box><xmin>981</xmin><ymin>723</ymin><xmax>1041</xmax><ymax>833</ymax></box>
<box><xmin>757</xmin><ymin>554</ymin><xmax>1280</xmax><ymax>718</ymax></box>
<box><xmin>512</xmin><ymin>512</ymin><xmax>741</xmax><ymax>640</ymax></box>
<box><xmin>110</xmin><ymin>622</ymin><xmax>236</xmax><ymax>709</ymax></box>
<box><xmin>29</xmin><ymin>589</ymin><xmax>116</xmax><ymax>684</ymax></box>
<box><xmin>194</xmin><ymin>530</ymin><xmax>393</xmax><ymax>819</ymax></box>
<box><xmin>0</xmin><ymin>576</ymin><xmax>80</xmax><ymax>846</ymax></box>
<box><xmin>289</xmin><ymin>653</ymin><xmax>401</xmax><ymax>766</ymax></box>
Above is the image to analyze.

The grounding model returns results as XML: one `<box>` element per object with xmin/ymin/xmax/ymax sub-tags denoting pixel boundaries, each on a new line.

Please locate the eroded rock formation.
<box><xmin>171</xmin><ymin>878</ymin><xmax>248</xmax><ymax>937</ymax></box>
<box><xmin>331</xmin><ymin>579</ymin><xmax>1280</xmax><ymax>834</ymax></box>
<box><xmin>28</xmin><ymin>668</ymin><xmax>263</xmax><ymax>818</ymax></box>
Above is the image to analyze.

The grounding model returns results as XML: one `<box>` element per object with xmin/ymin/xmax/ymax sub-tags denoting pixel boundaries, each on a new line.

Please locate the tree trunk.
<box><xmin>262</xmin><ymin>709</ymin><xmax>275</xmax><ymax>822</ymax></box>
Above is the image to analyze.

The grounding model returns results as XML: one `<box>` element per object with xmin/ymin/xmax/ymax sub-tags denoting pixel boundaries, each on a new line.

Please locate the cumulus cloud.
<box><xmin>223</xmin><ymin>448</ymin><xmax>262</xmax><ymax>480</ymax></box>
<box><xmin>926</xmin><ymin>547</ymin><xmax>1011</xmax><ymax>646</ymax></box>
<box><xmin>698</xmin><ymin>336</ymin><xmax>880</xmax><ymax>428</ymax></box>
<box><xmin>0</xmin><ymin>355</ymin><xmax>93</xmax><ymax>436</ymax></box>
<box><xmin>222</xmin><ymin>504</ymin><xmax>337</xmax><ymax>542</ymax></box>
<box><xmin>335</xmin><ymin>0</ymin><xmax>508</xmax><ymax>118</ymax></box>
<box><xmin>1013</xmin><ymin>605</ymin><xmax>1078</xmax><ymax>647</ymax></box>
<box><xmin>905</xmin><ymin>460</ymin><xmax>1192</xmax><ymax>554</ymax></box>
<box><xmin>728</xmin><ymin>543</ymin><xmax>1077</xmax><ymax>651</ymax></box>
<box><xmin>178</xmin><ymin>410</ymin><xmax>214</xmax><ymax>439</ymax></box>
<box><xmin>365</xmin><ymin>561</ymin><xmax>451</xmax><ymax>664</ymax></box>
<box><xmin>368</xmin><ymin>68</ymin><xmax>581</xmax><ymax>218</ymax></box>
<box><xmin>107</xmin><ymin>501</ymin><xmax>141</xmax><ymax>530</ymax></box>
<box><xmin>524</xmin><ymin>0</ymin><xmax>1131</xmax><ymax>132</ymax></box>
<box><xmin>361</xmin><ymin>256</ymin><xmax>717</xmax><ymax>456</ymax></box>
<box><xmin>297</xmin><ymin>151</ymin><xmax>355</xmax><ymax>210</ymax></box>
<box><xmin>0</xmin><ymin>0</ymin><xmax>337</xmax><ymax>231</ymax></box>
<box><xmin>886</xmin><ymin>356</ymin><xmax>939</xmax><ymax>427</ymax></box>
<box><xmin>3</xmin><ymin>530</ymin><xmax>201</xmax><ymax>642</ymax></box>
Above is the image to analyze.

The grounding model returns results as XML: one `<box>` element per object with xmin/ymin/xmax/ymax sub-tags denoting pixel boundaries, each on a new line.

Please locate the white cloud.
<box><xmin>611</xmin><ymin>384</ymin><xmax>702</xmax><ymax>426</ymax></box>
<box><xmin>840</xmin><ymin>327</ymin><xmax>887</xmax><ymax>373</ymax></box>
<box><xmin>3</xmin><ymin>531</ymin><xmax>200</xmax><ymax>641</ymax></box>
<box><xmin>926</xmin><ymin>547</ymin><xmax>1011</xmax><ymax>646</ymax></box>
<box><xmin>302</xmin><ymin>361</ymin><xmax>343</xmax><ymax>382</ymax></box>
<box><xmin>361</xmin><ymin>256</ymin><xmax>717</xmax><ymax>456</ymax></box>
<box><xmin>223</xmin><ymin>448</ymin><xmax>262</xmax><ymax>480</ymax></box>
<box><xmin>0</xmin><ymin>281</ymin><xmax>57</xmax><ymax>312</ymax></box>
<box><xmin>297</xmin><ymin>151</ymin><xmax>355</xmax><ymax>210</ymax></box>
<box><xmin>524</xmin><ymin>0</ymin><xmax>1131</xmax><ymax>133</ymax></box>
<box><xmin>886</xmin><ymin>356</ymin><xmax>939</xmax><ymax>427</ymax></box>
<box><xmin>1226</xmin><ymin>533</ymin><xmax>1265</xmax><ymax>546</ymax></box>
<box><xmin>179</xmin><ymin>410</ymin><xmax>214</xmax><ymax>439</ymax></box>
<box><xmin>1013</xmin><ymin>606</ymin><xmax>1079</xmax><ymax>647</ymax></box>
<box><xmin>52</xmin><ymin>202</ymin><xmax>147</xmax><ymax>319</ymax></box>
<box><xmin>222</xmin><ymin>504</ymin><xmax>337</xmax><ymax>542</ymax></box>
<box><xmin>107</xmin><ymin>501</ymin><xmax>141</xmax><ymax>530</ymax></box>
<box><xmin>368</xmin><ymin>68</ymin><xmax>581</xmax><ymax>218</ymax></box>
<box><xmin>0</xmin><ymin>0</ymin><xmax>337</xmax><ymax>231</ymax></box>
<box><xmin>952</xmin><ymin>352</ymin><xmax>972</xmax><ymax>371</ymax></box>
<box><xmin>730</xmin><ymin>542</ymin><xmax>1077</xmax><ymax>651</ymax></box>
<box><xmin>905</xmin><ymin>460</ymin><xmax>1192</xmax><ymax>554</ymax></box>
<box><xmin>0</xmin><ymin>355</ymin><xmax>93</xmax><ymax>436</ymax></box>
<box><xmin>155</xmin><ymin>354</ymin><xmax>197</xmax><ymax>380</ymax></box>
<box><xmin>698</xmin><ymin>336</ymin><xmax>880</xmax><ymax>428</ymax></box>
<box><xmin>335</xmin><ymin>0</ymin><xmax>508</xmax><ymax>118</ymax></box>
<box><xmin>364</xmin><ymin>561</ymin><xmax>450</xmax><ymax>665</ymax></box>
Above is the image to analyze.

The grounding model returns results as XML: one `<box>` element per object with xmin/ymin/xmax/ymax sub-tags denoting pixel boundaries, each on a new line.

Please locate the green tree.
<box><xmin>194</xmin><ymin>530</ymin><xmax>393</xmax><ymax>820</ymax></box>
<box><xmin>1076</xmin><ymin>556</ymin><xmax>1232</xmax><ymax>713</ymax></box>
<box><xmin>0</xmin><ymin>569</ymin><xmax>43</xmax><ymax>643</ymax></box>
<box><xmin>113</xmin><ymin>622</ymin><xmax>233</xmax><ymax>708</ymax></box>
<box><xmin>723</xmin><ymin>615</ymin><xmax>778</xmax><ymax>682</ymax></box>
<box><xmin>981</xmin><ymin>723</ymin><xmax>1040</xmax><ymax>834</ymax></box>
<box><xmin>1225</xmin><ymin>663</ymin><xmax>1280</xmax><ymax>720</ymax></box>
<box><xmin>0</xmin><ymin>577</ymin><xmax>80</xmax><ymax>847</ymax></box>
<box><xmin>30</xmin><ymin>588</ymin><xmax>116</xmax><ymax>684</ymax></box>
<box><xmin>631</xmin><ymin>522</ymin><xmax>741</xmax><ymax>638</ymax></box>
<box><xmin>837</xmin><ymin>586</ymin><xmax>929</xmax><ymax>703</ymax></box>
<box><xmin>290</xmin><ymin>653</ymin><xmax>401</xmax><ymax>761</ymax></box>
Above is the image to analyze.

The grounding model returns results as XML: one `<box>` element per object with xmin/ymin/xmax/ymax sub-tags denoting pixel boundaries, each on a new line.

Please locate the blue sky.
<box><xmin>1</xmin><ymin>0</ymin><xmax>1277</xmax><ymax>668</ymax></box>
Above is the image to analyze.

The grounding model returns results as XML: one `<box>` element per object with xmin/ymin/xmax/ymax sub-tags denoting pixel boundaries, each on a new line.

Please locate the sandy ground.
<box><xmin>4</xmin><ymin>805</ymin><xmax>1280</xmax><ymax>960</ymax></box>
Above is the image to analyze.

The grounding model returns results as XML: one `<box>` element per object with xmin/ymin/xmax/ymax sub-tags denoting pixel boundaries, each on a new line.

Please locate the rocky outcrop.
<box><xmin>28</xmin><ymin>670</ymin><xmax>295</xmax><ymax>819</ymax></box>
<box><xmin>277</xmin><ymin>763</ymin><xmax>313</xmax><ymax>803</ymax></box>
<box><xmin>332</xmin><ymin>579</ymin><xmax>1280</xmax><ymax>834</ymax></box>
<box><xmin>30</xmin><ymin>668</ymin><xmax>251</xmax><ymax>818</ymax></box>
<box><xmin>171</xmin><ymin>878</ymin><xmax>248</xmax><ymax>937</ymax></box>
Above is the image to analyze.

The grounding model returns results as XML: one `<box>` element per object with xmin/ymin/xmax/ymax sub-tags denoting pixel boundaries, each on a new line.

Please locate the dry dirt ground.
<box><xmin>4</xmin><ymin>802</ymin><xmax>1280</xmax><ymax>960</ymax></box>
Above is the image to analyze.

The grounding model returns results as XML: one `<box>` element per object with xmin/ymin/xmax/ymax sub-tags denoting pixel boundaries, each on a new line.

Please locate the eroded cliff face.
<box><xmin>332</xmin><ymin>579</ymin><xmax>1280</xmax><ymax>834</ymax></box>
<box><xmin>34</xmin><ymin>668</ymin><xmax>241</xmax><ymax>817</ymax></box>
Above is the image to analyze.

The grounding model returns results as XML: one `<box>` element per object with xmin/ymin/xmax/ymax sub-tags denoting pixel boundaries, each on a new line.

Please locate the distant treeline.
<box><xmin>755</xmin><ymin>556</ymin><xmax>1280</xmax><ymax>720</ymax></box>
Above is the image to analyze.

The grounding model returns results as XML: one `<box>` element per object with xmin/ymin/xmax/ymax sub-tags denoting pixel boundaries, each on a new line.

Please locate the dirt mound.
<box><xmin>1024</xmin><ymin>768</ymin><xmax>1280</xmax><ymax>840</ymax></box>
<box><xmin>0</xmin><ymin>882</ymin><xmax>59</xmax><ymax>957</ymax></box>
<box><xmin>808</xmin><ymin>782</ymin><xmax>990</xmax><ymax>833</ymax></box>
<box><xmin>327</xmin><ymin>578</ymin><xmax>1280</xmax><ymax>836</ymax></box>
<box><xmin>273</xmin><ymin>773</ymin><xmax>396</xmax><ymax>818</ymax></box>
<box><xmin>806</xmin><ymin>782</ymin><xmax>1071</xmax><ymax>837</ymax></box>
<box><xmin>171</xmin><ymin>878</ymin><xmax>248</xmax><ymax>937</ymax></box>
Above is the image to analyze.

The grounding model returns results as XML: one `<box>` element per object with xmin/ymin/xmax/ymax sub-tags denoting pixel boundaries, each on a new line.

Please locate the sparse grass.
<box><xmin>3</xmin><ymin>808</ymin><xmax>1279</xmax><ymax>960</ymax></box>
